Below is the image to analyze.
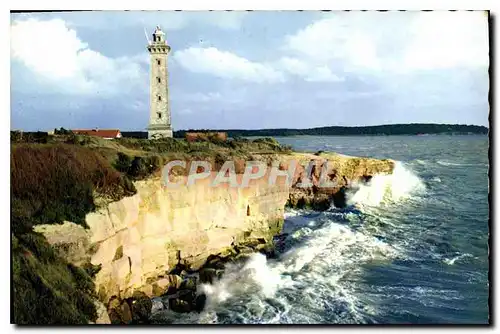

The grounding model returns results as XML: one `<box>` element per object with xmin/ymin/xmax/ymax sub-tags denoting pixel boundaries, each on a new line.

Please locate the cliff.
<box><xmin>280</xmin><ymin>152</ymin><xmax>395</xmax><ymax>209</ymax></box>
<box><xmin>34</xmin><ymin>154</ymin><xmax>394</xmax><ymax>321</ymax></box>
<box><xmin>44</xmin><ymin>173</ymin><xmax>287</xmax><ymax>302</ymax></box>
<box><xmin>12</xmin><ymin>136</ymin><xmax>394</xmax><ymax>324</ymax></box>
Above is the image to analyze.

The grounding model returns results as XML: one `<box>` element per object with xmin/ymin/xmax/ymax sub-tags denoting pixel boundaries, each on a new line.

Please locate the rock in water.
<box><xmin>107</xmin><ymin>297</ymin><xmax>133</xmax><ymax>324</ymax></box>
<box><xmin>178</xmin><ymin>290</ymin><xmax>195</xmax><ymax>303</ymax></box>
<box><xmin>169</xmin><ymin>298</ymin><xmax>191</xmax><ymax>313</ymax></box>
<box><xmin>199</xmin><ymin>268</ymin><xmax>217</xmax><ymax>284</ymax></box>
<box><xmin>194</xmin><ymin>293</ymin><xmax>207</xmax><ymax>313</ymax></box>
<box><xmin>180</xmin><ymin>276</ymin><xmax>197</xmax><ymax>291</ymax></box>
<box><xmin>120</xmin><ymin>301</ymin><xmax>133</xmax><ymax>324</ymax></box>
<box><xmin>151</xmin><ymin>298</ymin><xmax>164</xmax><ymax>314</ymax></box>
<box><xmin>128</xmin><ymin>291</ymin><xmax>152</xmax><ymax>324</ymax></box>
<box><xmin>168</xmin><ymin>290</ymin><xmax>197</xmax><ymax>313</ymax></box>
<box><xmin>94</xmin><ymin>300</ymin><xmax>111</xmax><ymax>324</ymax></box>
<box><xmin>151</xmin><ymin>274</ymin><xmax>183</xmax><ymax>296</ymax></box>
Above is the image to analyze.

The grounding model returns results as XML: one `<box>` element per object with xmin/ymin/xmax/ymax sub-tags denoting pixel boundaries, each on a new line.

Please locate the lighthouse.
<box><xmin>147</xmin><ymin>26</ymin><xmax>173</xmax><ymax>139</ymax></box>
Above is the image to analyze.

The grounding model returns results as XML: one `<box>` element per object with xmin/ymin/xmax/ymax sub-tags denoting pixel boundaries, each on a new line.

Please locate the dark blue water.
<box><xmin>151</xmin><ymin>135</ymin><xmax>490</xmax><ymax>324</ymax></box>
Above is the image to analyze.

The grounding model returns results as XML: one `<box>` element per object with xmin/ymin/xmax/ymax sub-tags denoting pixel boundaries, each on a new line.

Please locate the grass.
<box><xmin>11</xmin><ymin>143</ymin><xmax>136</xmax><ymax>228</ymax></box>
<box><xmin>12</xmin><ymin>232</ymin><xmax>97</xmax><ymax>324</ymax></box>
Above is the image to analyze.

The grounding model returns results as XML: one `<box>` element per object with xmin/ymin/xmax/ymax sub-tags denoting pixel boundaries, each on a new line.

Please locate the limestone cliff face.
<box><xmin>34</xmin><ymin>151</ymin><xmax>395</xmax><ymax>313</ymax></box>
<box><xmin>85</xmin><ymin>173</ymin><xmax>287</xmax><ymax>303</ymax></box>
<box><xmin>278</xmin><ymin>152</ymin><xmax>395</xmax><ymax>209</ymax></box>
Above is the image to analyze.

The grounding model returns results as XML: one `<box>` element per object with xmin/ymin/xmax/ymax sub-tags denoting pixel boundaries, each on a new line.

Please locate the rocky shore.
<box><xmin>30</xmin><ymin>148</ymin><xmax>394</xmax><ymax>324</ymax></box>
<box><xmin>105</xmin><ymin>238</ymin><xmax>273</xmax><ymax>324</ymax></box>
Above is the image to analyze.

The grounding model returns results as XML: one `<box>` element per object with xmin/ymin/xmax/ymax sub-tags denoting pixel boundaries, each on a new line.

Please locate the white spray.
<box><xmin>346</xmin><ymin>161</ymin><xmax>426</xmax><ymax>207</ymax></box>
<box><xmin>155</xmin><ymin>161</ymin><xmax>427</xmax><ymax>324</ymax></box>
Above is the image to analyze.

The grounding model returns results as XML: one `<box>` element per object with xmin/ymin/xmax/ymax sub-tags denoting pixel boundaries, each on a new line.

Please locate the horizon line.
<box><xmin>11</xmin><ymin>122</ymin><xmax>489</xmax><ymax>133</ymax></box>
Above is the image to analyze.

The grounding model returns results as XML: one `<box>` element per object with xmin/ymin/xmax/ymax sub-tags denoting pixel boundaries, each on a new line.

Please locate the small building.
<box><xmin>72</xmin><ymin>129</ymin><xmax>122</xmax><ymax>140</ymax></box>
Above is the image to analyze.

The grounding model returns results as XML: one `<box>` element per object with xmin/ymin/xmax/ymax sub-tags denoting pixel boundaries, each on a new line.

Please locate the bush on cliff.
<box><xmin>251</xmin><ymin>137</ymin><xmax>292</xmax><ymax>152</ymax></box>
<box><xmin>116</xmin><ymin>137</ymin><xmax>190</xmax><ymax>153</ymax></box>
<box><xmin>54</xmin><ymin>127</ymin><xmax>73</xmax><ymax>135</ymax></box>
<box><xmin>114</xmin><ymin>152</ymin><xmax>133</xmax><ymax>174</ymax></box>
<box><xmin>11</xmin><ymin>144</ymin><xmax>136</xmax><ymax>227</ymax></box>
<box><xmin>12</xmin><ymin>232</ymin><xmax>97</xmax><ymax>324</ymax></box>
<box><xmin>10</xmin><ymin>131</ymin><xmax>52</xmax><ymax>144</ymax></box>
<box><xmin>113</xmin><ymin>152</ymin><xmax>164</xmax><ymax>180</ymax></box>
<box><xmin>115</xmin><ymin>136</ymin><xmax>290</xmax><ymax>156</ymax></box>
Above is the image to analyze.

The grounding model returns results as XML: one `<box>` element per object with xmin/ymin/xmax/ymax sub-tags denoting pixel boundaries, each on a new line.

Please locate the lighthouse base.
<box><xmin>148</xmin><ymin>125</ymin><xmax>173</xmax><ymax>139</ymax></box>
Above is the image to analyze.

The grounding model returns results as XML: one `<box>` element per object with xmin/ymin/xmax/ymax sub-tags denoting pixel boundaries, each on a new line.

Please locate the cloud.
<box><xmin>283</xmin><ymin>11</ymin><xmax>489</xmax><ymax>73</ymax></box>
<box><xmin>173</xmin><ymin>49</ymin><xmax>345</xmax><ymax>84</ymax></box>
<box><xmin>283</xmin><ymin>12</ymin><xmax>383</xmax><ymax>71</ymax></box>
<box><xmin>401</xmin><ymin>11</ymin><xmax>489</xmax><ymax>70</ymax></box>
<box><xmin>277</xmin><ymin>57</ymin><xmax>343</xmax><ymax>82</ymax></box>
<box><xmin>13</xmin><ymin>11</ymin><xmax>249</xmax><ymax>32</ymax></box>
<box><xmin>174</xmin><ymin>47</ymin><xmax>285</xmax><ymax>83</ymax></box>
<box><xmin>11</xmin><ymin>18</ymin><xmax>147</xmax><ymax>96</ymax></box>
<box><xmin>174</xmin><ymin>46</ymin><xmax>346</xmax><ymax>83</ymax></box>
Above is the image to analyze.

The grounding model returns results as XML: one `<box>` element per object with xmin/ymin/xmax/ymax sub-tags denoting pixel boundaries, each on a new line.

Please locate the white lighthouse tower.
<box><xmin>147</xmin><ymin>26</ymin><xmax>173</xmax><ymax>139</ymax></box>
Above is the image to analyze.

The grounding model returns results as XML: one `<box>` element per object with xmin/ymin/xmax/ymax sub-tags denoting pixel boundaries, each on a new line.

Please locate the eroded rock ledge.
<box><xmin>35</xmin><ymin>151</ymin><xmax>394</xmax><ymax>324</ymax></box>
<box><xmin>280</xmin><ymin>152</ymin><xmax>395</xmax><ymax>209</ymax></box>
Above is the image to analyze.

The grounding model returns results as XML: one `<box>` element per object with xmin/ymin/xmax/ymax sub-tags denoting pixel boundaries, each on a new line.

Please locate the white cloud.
<box><xmin>173</xmin><ymin>49</ymin><xmax>344</xmax><ymax>84</ymax></box>
<box><xmin>284</xmin><ymin>12</ymin><xmax>383</xmax><ymax>71</ymax></box>
<box><xmin>11</xmin><ymin>18</ymin><xmax>86</xmax><ymax>79</ymax></box>
<box><xmin>174</xmin><ymin>47</ymin><xmax>285</xmax><ymax>83</ymax></box>
<box><xmin>11</xmin><ymin>18</ymin><xmax>146</xmax><ymax>95</ymax></box>
<box><xmin>277</xmin><ymin>57</ymin><xmax>343</xmax><ymax>82</ymax></box>
<box><xmin>401</xmin><ymin>11</ymin><xmax>489</xmax><ymax>70</ymax></box>
<box><xmin>283</xmin><ymin>11</ymin><xmax>489</xmax><ymax>73</ymax></box>
<box><xmin>27</xmin><ymin>11</ymin><xmax>249</xmax><ymax>32</ymax></box>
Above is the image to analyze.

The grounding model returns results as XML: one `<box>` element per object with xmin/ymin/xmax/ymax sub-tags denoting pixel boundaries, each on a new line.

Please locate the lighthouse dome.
<box><xmin>154</xmin><ymin>26</ymin><xmax>165</xmax><ymax>35</ymax></box>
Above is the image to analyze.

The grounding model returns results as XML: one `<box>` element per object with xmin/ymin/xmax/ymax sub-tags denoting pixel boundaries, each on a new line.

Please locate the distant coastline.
<box><xmin>118</xmin><ymin>123</ymin><xmax>488</xmax><ymax>139</ymax></box>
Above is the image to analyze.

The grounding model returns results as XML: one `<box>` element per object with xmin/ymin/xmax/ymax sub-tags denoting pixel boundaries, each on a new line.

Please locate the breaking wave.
<box><xmin>437</xmin><ymin>160</ymin><xmax>488</xmax><ymax>167</ymax></box>
<box><xmin>346</xmin><ymin>161</ymin><xmax>426</xmax><ymax>208</ymax></box>
<box><xmin>151</xmin><ymin>160</ymin><xmax>428</xmax><ymax>324</ymax></box>
<box><xmin>149</xmin><ymin>148</ymin><xmax>489</xmax><ymax>324</ymax></box>
<box><xmin>442</xmin><ymin>253</ymin><xmax>475</xmax><ymax>266</ymax></box>
<box><xmin>194</xmin><ymin>212</ymin><xmax>401</xmax><ymax>324</ymax></box>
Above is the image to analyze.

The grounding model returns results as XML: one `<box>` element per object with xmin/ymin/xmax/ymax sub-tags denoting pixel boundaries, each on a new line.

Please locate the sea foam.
<box><xmin>195</xmin><ymin>210</ymin><xmax>400</xmax><ymax>324</ymax></box>
<box><xmin>346</xmin><ymin>161</ymin><xmax>426</xmax><ymax>207</ymax></box>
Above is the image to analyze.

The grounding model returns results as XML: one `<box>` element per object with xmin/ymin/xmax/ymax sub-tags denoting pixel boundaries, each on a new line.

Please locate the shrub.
<box><xmin>12</xmin><ymin>232</ymin><xmax>97</xmax><ymax>324</ymax></box>
<box><xmin>11</xmin><ymin>131</ymin><xmax>23</xmax><ymax>143</ymax></box>
<box><xmin>113</xmin><ymin>153</ymin><xmax>164</xmax><ymax>180</ymax></box>
<box><xmin>12</xmin><ymin>132</ymin><xmax>52</xmax><ymax>144</ymax></box>
<box><xmin>65</xmin><ymin>133</ymin><xmax>80</xmax><ymax>145</ymax></box>
<box><xmin>114</xmin><ymin>152</ymin><xmax>132</xmax><ymax>173</ymax></box>
<box><xmin>116</xmin><ymin>137</ymin><xmax>190</xmax><ymax>154</ymax></box>
<box><xmin>129</xmin><ymin>157</ymin><xmax>148</xmax><ymax>178</ymax></box>
<box><xmin>11</xmin><ymin>143</ymin><xmax>134</xmax><ymax>227</ymax></box>
<box><xmin>54</xmin><ymin>127</ymin><xmax>73</xmax><ymax>135</ymax></box>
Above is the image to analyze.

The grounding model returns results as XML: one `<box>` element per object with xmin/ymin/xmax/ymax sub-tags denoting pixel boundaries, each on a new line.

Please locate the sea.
<box><xmin>150</xmin><ymin>135</ymin><xmax>490</xmax><ymax>325</ymax></box>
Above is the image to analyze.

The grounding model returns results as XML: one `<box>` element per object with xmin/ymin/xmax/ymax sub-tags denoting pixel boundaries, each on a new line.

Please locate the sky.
<box><xmin>10</xmin><ymin>10</ymin><xmax>490</xmax><ymax>131</ymax></box>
